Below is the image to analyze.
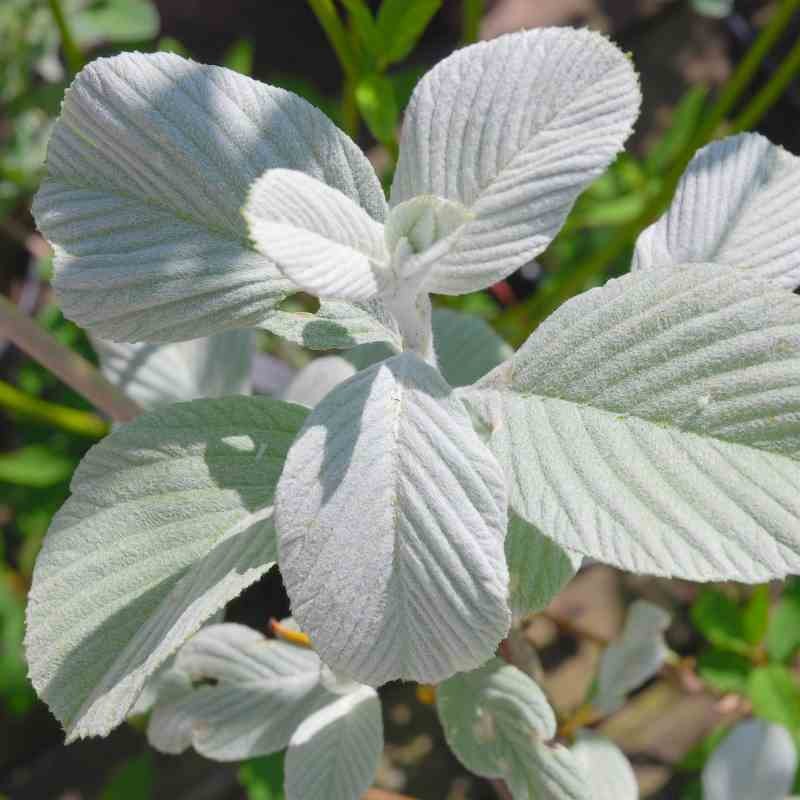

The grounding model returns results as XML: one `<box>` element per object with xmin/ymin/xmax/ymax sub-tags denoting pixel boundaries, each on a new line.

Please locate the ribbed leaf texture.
<box><xmin>148</xmin><ymin>623</ymin><xmax>383</xmax><ymax>800</ymax></box>
<box><xmin>276</xmin><ymin>352</ymin><xmax>510</xmax><ymax>685</ymax></box>
<box><xmin>33</xmin><ymin>52</ymin><xmax>386</xmax><ymax>341</ymax></box>
<box><xmin>25</xmin><ymin>397</ymin><xmax>307</xmax><ymax>740</ymax></box>
<box><xmin>437</xmin><ymin>658</ymin><xmax>589</xmax><ymax>800</ymax></box>
<box><xmin>466</xmin><ymin>263</ymin><xmax>800</xmax><ymax>581</ymax></box>
<box><xmin>390</xmin><ymin>27</ymin><xmax>640</xmax><ymax>294</ymax></box>
<box><xmin>634</xmin><ymin>134</ymin><xmax>800</xmax><ymax>289</ymax></box>
<box><xmin>245</xmin><ymin>169</ymin><xmax>388</xmax><ymax>301</ymax></box>
<box><xmin>285</xmin><ymin>686</ymin><xmax>383</xmax><ymax>800</ymax></box>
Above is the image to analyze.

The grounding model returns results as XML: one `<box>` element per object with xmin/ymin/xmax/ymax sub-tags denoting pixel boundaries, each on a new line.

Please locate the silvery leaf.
<box><xmin>245</xmin><ymin>169</ymin><xmax>389</xmax><ymax>301</ymax></box>
<box><xmin>702</xmin><ymin>719</ymin><xmax>797</xmax><ymax>800</ymax></box>
<box><xmin>276</xmin><ymin>352</ymin><xmax>510</xmax><ymax>685</ymax></box>
<box><xmin>285</xmin><ymin>685</ymin><xmax>383</xmax><ymax>800</ymax></box>
<box><xmin>437</xmin><ymin>658</ymin><xmax>589</xmax><ymax>800</ymax></box>
<box><xmin>594</xmin><ymin>600</ymin><xmax>670</xmax><ymax>715</ymax></box>
<box><xmin>571</xmin><ymin>733</ymin><xmax>638</xmax><ymax>800</ymax></box>
<box><xmin>633</xmin><ymin>134</ymin><xmax>800</xmax><ymax>289</ymax></box>
<box><xmin>93</xmin><ymin>331</ymin><xmax>254</xmax><ymax>408</ymax></box>
<box><xmin>390</xmin><ymin>27</ymin><xmax>640</xmax><ymax>295</ymax></box>
<box><xmin>25</xmin><ymin>396</ymin><xmax>307</xmax><ymax>740</ymax></box>
<box><xmin>465</xmin><ymin>263</ymin><xmax>800</xmax><ymax>581</ymax></box>
<box><xmin>33</xmin><ymin>52</ymin><xmax>385</xmax><ymax>341</ymax></box>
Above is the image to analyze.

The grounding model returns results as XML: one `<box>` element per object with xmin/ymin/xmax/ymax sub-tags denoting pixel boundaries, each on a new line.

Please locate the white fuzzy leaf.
<box><xmin>467</xmin><ymin>263</ymin><xmax>800</xmax><ymax>581</ymax></box>
<box><xmin>633</xmin><ymin>134</ymin><xmax>800</xmax><ymax>289</ymax></box>
<box><xmin>506</xmin><ymin>513</ymin><xmax>581</xmax><ymax>617</ymax></box>
<box><xmin>437</xmin><ymin>658</ymin><xmax>589</xmax><ymax>800</ymax></box>
<box><xmin>281</xmin><ymin>355</ymin><xmax>358</xmax><ymax>408</ymax></box>
<box><xmin>148</xmin><ymin>623</ymin><xmax>331</xmax><ymax>759</ymax></box>
<box><xmin>571</xmin><ymin>733</ymin><xmax>638</xmax><ymax>800</ymax></box>
<box><xmin>245</xmin><ymin>169</ymin><xmax>388</xmax><ymax>301</ymax></box>
<box><xmin>93</xmin><ymin>331</ymin><xmax>254</xmax><ymax>409</ymax></box>
<box><xmin>259</xmin><ymin>298</ymin><xmax>401</xmax><ymax>351</ymax></box>
<box><xmin>285</xmin><ymin>685</ymin><xmax>383</xmax><ymax>800</ymax></box>
<box><xmin>702</xmin><ymin>719</ymin><xmax>797</xmax><ymax>800</ymax></box>
<box><xmin>432</xmin><ymin>309</ymin><xmax>512</xmax><ymax>388</ymax></box>
<box><xmin>276</xmin><ymin>352</ymin><xmax>510</xmax><ymax>686</ymax></box>
<box><xmin>594</xmin><ymin>601</ymin><xmax>670</xmax><ymax>715</ymax></box>
<box><xmin>33</xmin><ymin>52</ymin><xmax>385</xmax><ymax>341</ymax></box>
<box><xmin>390</xmin><ymin>27</ymin><xmax>640</xmax><ymax>294</ymax></box>
<box><xmin>25</xmin><ymin>397</ymin><xmax>307</xmax><ymax>741</ymax></box>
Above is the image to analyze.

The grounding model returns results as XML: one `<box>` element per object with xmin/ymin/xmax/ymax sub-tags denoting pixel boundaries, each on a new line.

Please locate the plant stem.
<box><xmin>461</xmin><ymin>0</ymin><xmax>484</xmax><ymax>44</ymax></box>
<box><xmin>0</xmin><ymin>295</ymin><xmax>141</xmax><ymax>423</ymax></box>
<box><xmin>342</xmin><ymin>77</ymin><xmax>360</xmax><ymax>138</ymax></box>
<box><xmin>308</xmin><ymin>0</ymin><xmax>359</xmax><ymax>80</ymax></box>
<box><xmin>732</xmin><ymin>34</ymin><xmax>800</xmax><ymax>133</ymax></box>
<box><xmin>47</xmin><ymin>0</ymin><xmax>84</xmax><ymax>78</ymax></box>
<box><xmin>0</xmin><ymin>380</ymin><xmax>108</xmax><ymax>438</ymax></box>
<box><xmin>692</xmin><ymin>0</ymin><xmax>800</xmax><ymax>146</ymax></box>
<box><xmin>496</xmin><ymin>0</ymin><xmax>800</xmax><ymax>344</ymax></box>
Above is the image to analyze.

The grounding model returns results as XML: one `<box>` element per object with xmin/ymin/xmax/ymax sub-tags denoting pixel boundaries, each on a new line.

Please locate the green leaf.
<box><xmin>355</xmin><ymin>74</ymin><xmax>398</xmax><ymax>146</ymax></box>
<box><xmin>375</xmin><ymin>0</ymin><xmax>442</xmax><ymax>67</ymax></box>
<box><xmin>223</xmin><ymin>39</ymin><xmax>254</xmax><ymax>76</ymax></box>
<box><xmin>25</xmin><ymin>396</ymin><xmax>308</xmax><ymax>741</ymax></box>
<box><xmin>767</xmin><ymin>579</ymin><xmax>800</xmax><ymax>662</ymax></box>
<box><xmin>72</xmin><ymin>0</ymin><xmax>160</xmax><ymax>46</ymax></box>
<box><xmin>341</xmin><ymin>0</ymin><xmax>381</xmax><ymax>65</ymax></box>
<box><xmin>0</xmin><ymin>445</ymin><xmax>76</xmax><ymax>488</ymax></box>
<box><xmin>742</xmin><ymin>585</ymin><xmax>770</xmax><ymax>646</ymax></box>
<box><xmin>100</xmin><ymin>753</ymin><xmax>154</xmax><ymax>800</ymax></box>
<box><xmin>749</xmin><ymin>665</ymin><xmax>800</xmax><ymax>734</ymax></box>
<box><xmin>239</xmin><ymin>753</ymin><xmax>286</xmax><ymax>800</ymax></box>
<box><xmin>691</xmin><ymin>590</ymin><xmax>750</xmax><ymax>656</ymax></box>
<box><xmin>696</xmin><ymin>649</ymin><xmax>752</xmax><ymax>695</ymax></box>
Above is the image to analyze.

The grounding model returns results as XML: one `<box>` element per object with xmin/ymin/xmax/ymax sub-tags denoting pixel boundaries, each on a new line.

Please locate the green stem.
<box><xmin>307</xmin><ymin>0</ymin><xmax>359</xmax><ymax>80</ymax></box>
<box><xmin>0</xmin><ymin>295</ymin><xmax>141</xmax><ymax>423</ymax></box>
<box><xmin>497</xmin><ymin>0</ymin><xmax>800</xmax><ymax>343</ymax></box>
<box><xmin>47</xmin><ymin>0</ymin><xmax>84</xmax><ymax>78</ymax></box>
<box><xmin>692</xmin><ymin>0</ymin><xmax>800</xmax><ymax>147</ymax></box>
<box><xmin>0</xmin><ymin>380</ymin><xmax>108</xmax><ymax>438</ymax></box>
<box><xmin>461</xmin><ymin>0</ymin><xmax>484</xmax><ymax>45</ymax></box>
<box><xmin>732</xmin><ymin>34</ymin><xmax>800</xmax><ymax>133</ymax></box>
<box><xmin>341</xmin><ymin>77</ymin><xmax>360</xmax><ymax>139</ymax></box>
